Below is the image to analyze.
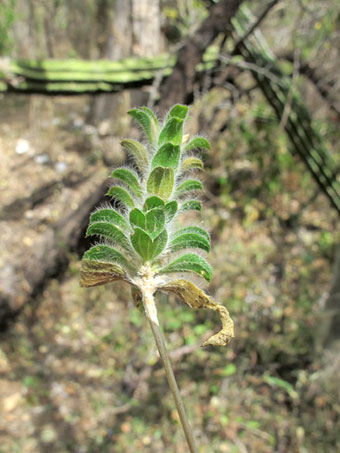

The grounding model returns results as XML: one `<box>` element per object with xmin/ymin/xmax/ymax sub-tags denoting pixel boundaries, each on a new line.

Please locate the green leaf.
<box><xmin>80</xmin><ymin>260</ymin><xmax>128</xmax><ymax>287</ymax></box>
<box><xmin>168</xmin><ymin>104</ymin><xmax>189</xmax><ymax>120</ymax></box>
<box><xmin>183</xmin><ymin>136</ymin><xmax>211</xmax><ymax>152</ymax></box>
<box><xmin>220</xmin><ymin>364</ymin><xmax>237</xmax><ymax>377</ymax></box>
<box><xmin>90</xmin><ymin>209</ymin><xmax>129</xmax><ymax>230</ymax></box>
<box><xmin>175</xmin><ymin>179</ymin><xmax>203</xmax><ymax>197</ymax></box>
<box><xmin>131</xmin><ymin>228</ymin><xmax>168</xmax><ymax>261</ymax></box>
<box><xmin>129</xmin><ymin>208</ymin><xmax>146</xmax><ymax>229</ymax></box>
<box><xmin>167</xmin><ymin>104</ymin><xmax>189</xmax><ymax>120</ymax></box>
<box><xmin>128</xmin><ymin>108</ymin><xmax>156</xmax><ymax>143</ymax></box>
<box><xmin>151</xmin><ymin>143</ymin><xmax>181</xmax><ymax>170</ymax></box>
<box><xmin>173</xmin><ymin>226</ymin><xmax>210</xmax><ymax>241</ymax></box>
<box><xmin>180</xmin><ymin>200</ymin><xmax>202</xmax><ymax>212</ymax></box>
<box><xmin>131</xmin><ymin>228</ymin><xmax>153</xmax><ymax>261</ymax></box>
<box><xmin>158</xmin><ymin>117</ymin><xmax>184</xmax><ymax>146</ymax></box>
<box><xmin>158</xmin><ymin>254</ymin><xmax>212</xmax><ymax>281</ymax></box>
<box><xmin>121</xmin><ymin>139</ymin><xmax>148</xmax><ymax>173</ymax></box>
<box><xmin>145</xmin><ymin>208</ymin><xmax>165</xmax><ymax>239</ymax></box>
<box><xmin>152</xmin><ymin>229</ymin><xmax>168</xmax><ymax>260</ymax></box>
<box><xmin>106</xmin><ymin>186</ymin><xmax>135</xmax><ymax>209</ymax></box>
<box><xmin>111</xmin><ymin>168</ymin><xmax>143</xmax><ymax>198</ymax></box>
<box><xmin>169</xmin><ymin>233</ymin><xmax>210</xmax><ymax>253</ymax></box>
<box><xmin>158</xmin><ymin>279</ymin><xmax>234</xmax><ymax>346</ymax></box>
<box><xmin>83</xmin><ymin>245</ymin><xmax>136</xmax><ymax>273</ymax></box>
<box><xmin>144</xmin><ymin>196</ymin><xmax>165</xmax><ymax>211</ymax></box>
<box><xmin>141</xmin><ymin>106</ymin><xmax>159</xmax><ymax>128</ymax></box>
<box><xmin>164</xmin><ymin>200</ymin><xmax>178</xmax><ymax>222</ymax></box>
<box><xmin>147</xmin><ymin>167</ymin><xmax>174</xmax><ymax>200</ymax></box>
<box><xmin>86</xmin><ymin>222</ymin><xmax>132</xmax><ymax>252</ymax></box>
<box><xmin>181</xmin><ymin>157</ymin><xmax>204</xmax><ymax>172</ymax></box>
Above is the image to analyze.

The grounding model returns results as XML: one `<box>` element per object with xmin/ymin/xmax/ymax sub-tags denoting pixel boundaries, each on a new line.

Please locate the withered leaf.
<box><xmin>131</xmin><ymin>286</ymin><xmax>143</xmax><ymax>312</ymax></box>
<box><xmin>80</xmin><ymin>259</ymin><xmax>129</xmax><ymax>287</ymax></box>
<box><xmin>159</xmin><ymin>279</ymin><xmax>234</xmax><ymax>346</ymax></box>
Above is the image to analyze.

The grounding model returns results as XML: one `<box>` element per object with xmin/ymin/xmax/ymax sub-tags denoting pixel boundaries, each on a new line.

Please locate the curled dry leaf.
<box><xmin>158</xmin><ymin>279</ymin><xmax>234</xmax><ymax>346</ymax></box>
<box><xmin>80</xmin><ymin>260</ymin><xmax>129</xmax><ymax>287</ymax></box>
<box><xmin>131</xmin><ymin>286</ymin><xmax>143</xmax><ymax>312</ymax></box>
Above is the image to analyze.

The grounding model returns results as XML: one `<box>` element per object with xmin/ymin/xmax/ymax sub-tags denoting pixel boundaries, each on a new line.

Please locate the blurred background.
<box><xmin>0</xmin><ymin>0</ymin><xmax>340</xmax><ymax>452</ymax></box>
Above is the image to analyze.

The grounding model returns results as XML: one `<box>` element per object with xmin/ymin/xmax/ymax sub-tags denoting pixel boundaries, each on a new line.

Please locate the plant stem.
<box><xmin>141</xmin><ymin>281</ymin><xmax>198</xmax><ymax>453</ymax></box>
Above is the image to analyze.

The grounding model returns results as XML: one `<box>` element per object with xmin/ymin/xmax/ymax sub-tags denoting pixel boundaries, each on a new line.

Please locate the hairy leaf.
<box><xmin>80</xmin><ymin>260</ymin><xmax>128</xmax><ymax>287</ymax></box>
<box><xmin>164</xmin><ymin>200</ymin><xmax>178</xmax><ymax>222</ymax></box>
<box><xmin>175</xmin><ymin>179</ymin><xmax>203</xmax><ymax>197</ymax></box>
<box><xmin>128</xmin><ymin>108</ymin><xmax>156</xmax><ymax>143</ymax></box>
<box><xmin>151</xmin><ymin>229</ymin><xmax>168</xmax><ymax>260</ymax></box>
<box><xmin>140</xmin><ymin>106</ymin><xmax>159</xmax><ymax>127</ymax></box>
<box><xmin>145</xmin><ymin>208</ymin><xmax>165</xmax><ymax>239</ymax></box>
<box><xmin>86</xmin><ymin>222</ymin><xmax>131</xmax><ymax>252</ymax></box>
<box><xmin>158</xmin><ymin>253</ymin><xmax>212</xmax><ymax>281</ymax></box>
<box><xmin>159</xmin><ymin>279</ymin><xmax>234</xmax><ymax>346</ymax></box>
<box><xmin>144</xmin><ymin>196</ymin><xmax>165</xmax><ymax>211</ymax></box>
<box><xmin>83</xmin><ymin>245</ymin><xmax>136</xmax><ymax>273</ymax></box>
<box><xmin>106</xmin><ymin>186</ymin><xmax>135</xmax><ymax>209</ymax></box>
<box><xmin>180</xmin><ymin>200</ymin><xmax>202</xmax><ymax>212</ymax></box>
<box><xmin>168</xmin><ymin>104</ymin><xmax>189</xmax><ymax>120</ymax></box>
<box><xmin>173</xmin><ymin>226</ymin><xmax>209</xmax><ymax>241</ymax></box>
<box><xmin>169</xmin><ymin>233</ymin><xmax>210</xmax><ymax>253</ymax></box>
<box><xmin>158</xmin><ymin>117</ymin><xmax>184</xmax><ymax>146</ymax></box>
<box><xmin>147</xmin><ymin>167</ymin><xmax>174</xmax><ymax>200</ymax></box>
<box><xmin>111</xmin><ymin>168</ymin><xmax>143</xmax><ymax>198</ymax></box>
<box><xmin>121</xmin><ymin>139</ymin><xmax>148</xmax><ymax>173</ymax></box>
<box><xmin>131</xmin><ymin>228</ymin><xmax>168</xmax><ymax>261</ymax></box>
<box><xmin>183</xmin><ymin>136</ymin><xmax>211</xmax><ymax>152</ymax></box>
<box><xmin>90</xmin><ymin>209</ymin><xmax>129</xmax><ymax>230</ymax></box>
<box><xmin>152</xmin><ymin>143</ymin><xmax>181</xmax><ymax>170</ymax></box>
<box><xmin>181</xmin><ymin>157</ymin><xmax>204</xmax><ymax>172</ymax></box>
<box><xmin>129</xmin><ymin>208</ymin><xmax>146</xmax><ymax>229</ymax></box>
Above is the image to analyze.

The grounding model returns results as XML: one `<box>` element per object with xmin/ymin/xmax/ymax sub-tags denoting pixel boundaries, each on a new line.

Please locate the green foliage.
<box><xmin>159</xmin><ymin>254</ymin><xmax>213</xmax><ymax>282</ymax></box>
<box><xmin>82</xmin><ymin>104</ymin><xmax>209</xmax><ymax>272</ymax></box>
<box><xmin>81</xmin><ymin>104</ymin><xmax>234</xmax><ymax>346</ymax></box>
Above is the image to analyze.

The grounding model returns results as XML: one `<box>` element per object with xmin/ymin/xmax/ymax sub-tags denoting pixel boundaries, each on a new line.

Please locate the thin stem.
<box><xmin>141</xmin><ymin>281</ymin><xmax>198</xmax><ymax>453</ymax></box>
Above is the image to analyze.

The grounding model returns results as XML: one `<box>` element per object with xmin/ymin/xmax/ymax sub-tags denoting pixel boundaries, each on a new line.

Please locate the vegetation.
<box><xmin>80</xmin><ymin>104</ymin><xmax>234</xmax><ymax>451</ymax></box>
<box><xmin>0</xmin><ymin>1</ymin><xmax>339</xmax><ymax>452</ymax></box>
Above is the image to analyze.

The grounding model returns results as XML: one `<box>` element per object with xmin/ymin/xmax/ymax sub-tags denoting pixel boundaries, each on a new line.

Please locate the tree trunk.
<box><xmin>159</xmin><ymin>0</ymin><xmax>244</xmax><ymax>111</ymax></box>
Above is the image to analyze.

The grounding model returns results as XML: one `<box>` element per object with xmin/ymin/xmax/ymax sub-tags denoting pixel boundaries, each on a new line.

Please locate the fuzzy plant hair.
<box><xmin>80</xmin><ymin>104</ymin><xmax>234</xmax><ymax>347</ymax></box>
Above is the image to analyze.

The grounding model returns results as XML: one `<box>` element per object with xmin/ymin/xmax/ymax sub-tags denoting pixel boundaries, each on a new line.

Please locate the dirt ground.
<box><xmin>0</xmin><ymin>93</ymin><xmax>339</xmax><ymax>452</ymax></box>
